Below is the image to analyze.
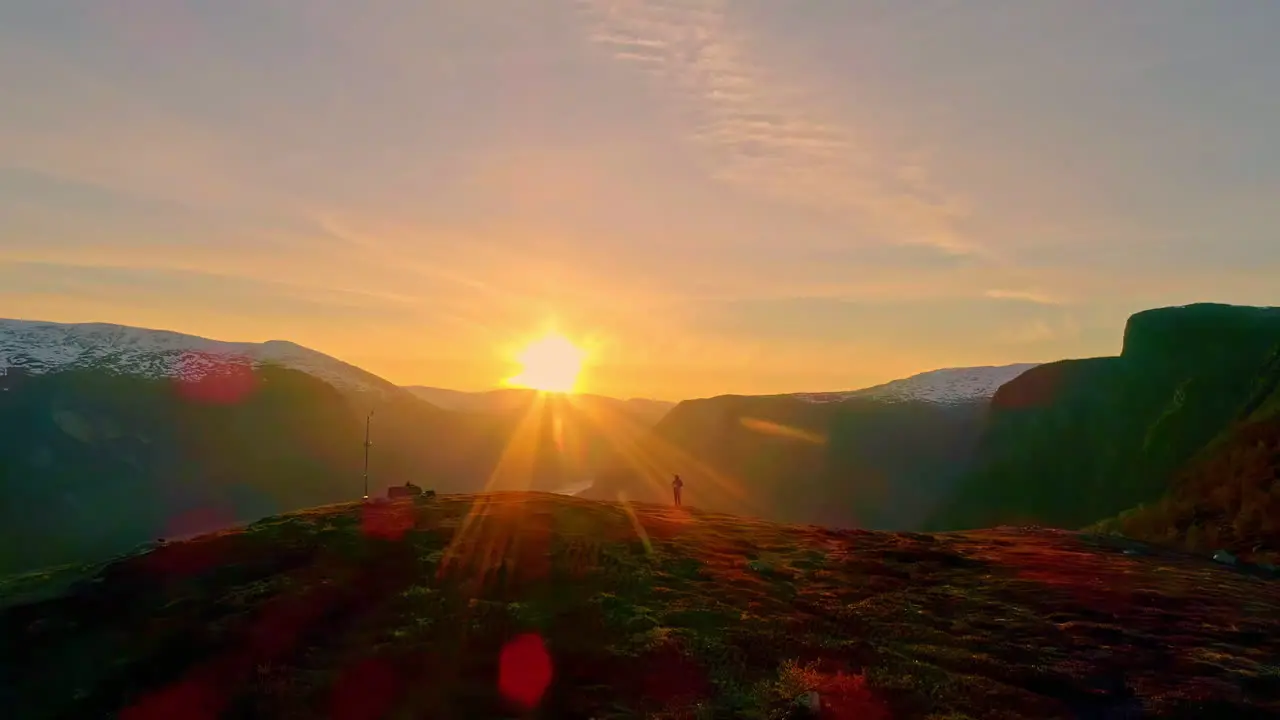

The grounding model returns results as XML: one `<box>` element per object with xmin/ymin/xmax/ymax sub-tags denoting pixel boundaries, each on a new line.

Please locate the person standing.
<box><xmin>672</xmin><ymin>474</ymin><xmax>684</xmax><ymax>507</ymax></box>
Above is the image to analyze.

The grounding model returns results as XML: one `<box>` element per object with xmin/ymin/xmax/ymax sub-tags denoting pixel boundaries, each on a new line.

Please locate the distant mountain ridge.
<box><xmin>0</xmin><ymin>318</ymin><xmax>400</xmax><ymax>397</ymax></box>
<box><xmin>29</xmin><ymin>309</ymin><xmax>1277</xmax><ymax>576</ymax></box>
<box><xmin>0</xmin><ymin>319</ymin><xmax>474</xmax><ymax>574</ymax></box>
<box><xmin>579</xmin><ymin>363</ymin><xmax>1041</xmax><ymax>530</ymax></box>
<box><xmin>787</xmin><ymin>363</ymin><xmax>1040</xmax><ymax>405</ymax></box>
<box><xmin>405</xmin><ymin>386</ymin><xmax>675</xmax><ymax>425</ymax></box>
<box><xmin>0</xmin><ymin>319</ymin><xmax>678</xmax><ymax>574</ymax></box>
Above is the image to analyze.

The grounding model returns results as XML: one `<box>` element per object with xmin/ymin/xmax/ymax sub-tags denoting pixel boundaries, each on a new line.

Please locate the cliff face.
<box><xmin>1090</xmin><ymin>344</ymin><xmax>1280</xmax><ymax>561</ymax></box>
<box><xmin>930</xmin><ymin>304</ymin><xmax>1280</xmax><ymax>531</ymax></box>
<box><xmin>1121</xmin><ymin>304</ymin><xmax>1280</xmax><ymax>364</ymax></box>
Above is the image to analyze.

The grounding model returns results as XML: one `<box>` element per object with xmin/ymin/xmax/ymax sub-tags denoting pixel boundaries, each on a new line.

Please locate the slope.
<box><xmin>0</xmin><ymin>361</ymin><xmax>532</xmax><ymax>575</ymax></box>
<box><xmin>591</xmin><ymin>367</ymin><xmax>1032</xmax><ymax>531</ymax></box>
<box><xmin>0</xmin><ymin>365</ymin><xmax>365</xmax><ymax>574</ymax></box>
<box><xmin>2</xmin><ymin>493</ymin><xmax>1277</xmax><ymax>719</ymax></box>
<box><xmin>0</xmin><ymin>320</ymin><xmax>669</xmax><ymax>573</ymax></box>
<box><xmin>929</xmin><ymin>304</ymin><xmax>1280</xmax><ymax>531</ymax></box>
<box><xmin>1090</xmin><ymin>344</ymin><xmax>1280</xmax><ymax>562</ymax></box>
<box><xmin>787</xmin><ymin>364</ymin><xmax>1039</xmax><ymax>405</ymax></box>
<box><xmin>0</xmin><ymin>318</ymin><xmax>402</xmax><ymax>397</ymax></box>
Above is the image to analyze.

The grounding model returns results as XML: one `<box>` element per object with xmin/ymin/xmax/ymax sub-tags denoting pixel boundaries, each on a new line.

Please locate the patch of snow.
<box><xmin>0</xmin><ymin>318</ymin><xmax>398</xmax><ymax>395</ymax></box>
<box><xmin>789</xmin><ymin>364</ymin><xmax>1040</xmax><ymax>405</ymax></box>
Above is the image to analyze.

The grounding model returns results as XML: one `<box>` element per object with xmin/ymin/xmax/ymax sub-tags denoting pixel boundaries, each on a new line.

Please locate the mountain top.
<box><xmin>1122</xmin><ymin>303</ymin><xmax>1280</xmax><ymax>361</ymax></box>
<box><xmin>789</xmin><ymin>364</ymin><xmax>1040</xmax><ymax>405</ymax></box>
<box><xmin>0</xmin><ymin>318</ymin><xmax>398</xmax><ymax>395</ymax></box>
<box><xmin>4</xmin><ymin>492</ymin><xmax>1277</xmax><ymax>719</ymax></box>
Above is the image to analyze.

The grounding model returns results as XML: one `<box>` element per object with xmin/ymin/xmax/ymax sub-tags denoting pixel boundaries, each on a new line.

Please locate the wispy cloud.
<box><xmin>573</xmin><ymin>0</ymin><xmax>976</xmax><ymax>255</ymax></box>
<box><xmin>983</xmin><ymin>288</ymin><xmax>1066</xmax><ymax>306</ymax></box>
<box><xmin>0</xmin><ymin>40</ymin><xmax>242</xmax><ymax>208</ymax></box>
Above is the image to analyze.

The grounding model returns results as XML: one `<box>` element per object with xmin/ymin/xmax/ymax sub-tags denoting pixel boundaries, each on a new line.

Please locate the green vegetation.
<box><xmin>3</xmin><ymin>493</ymin><xmax>1278</xmax><ymax>718</ymax></box>
<box><xmin>1090</xmin><ymin>348</ymin><xmax>1280</xmax><ymax>563</ymax></box>
<box><xmin>930</xmin><ymin>304</ymin><xmax>1280</xmax><ymax>532</ymax></box>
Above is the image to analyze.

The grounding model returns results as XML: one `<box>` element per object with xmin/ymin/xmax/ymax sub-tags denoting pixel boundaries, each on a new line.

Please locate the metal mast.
<box><xmin>363</xmin><ymin>409</ymin><xmax>374</xmax><ymax>500</ymax></box>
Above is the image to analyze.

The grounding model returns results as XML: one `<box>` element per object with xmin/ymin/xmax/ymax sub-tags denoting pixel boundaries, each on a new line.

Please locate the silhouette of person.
<box><xmin>672</xmin><ymin>474</ymin><xmax>684</xmax><ymax>507</ymax></box>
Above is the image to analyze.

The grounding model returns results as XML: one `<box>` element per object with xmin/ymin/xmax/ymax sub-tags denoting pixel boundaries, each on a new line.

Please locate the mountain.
<box><xmin>0</xmin><ymin>364</ymin><xmax>366</xmax><ymax>574</ymax></box>
<box><xmin>577</xmin><ymin>364</ymin><xmax>1037</xmax><ymax>530</ymax></box>
<box><xmin>0</xmin><ymin>319</ymin><xmax>402</xmax><ymax>397</ymax></box>
<box><xmin>929</xmin><ymin>303</ymin><xmax>1280</xmax><ymax>532</ymax></box>
<box><xmin>3</xmin><ymin>492</ymin><xmax>1276</xmax><ymax>719</ymax></box>
<box><xmin>0</xmin><ymin>319</ymin><xmax>643</xmax><ymax>574</ymax></box>
<box><xmin>786</xmin><ymin>364</ymin><xmax>1040</xmax><ymax>405</ymax></box>
<box><xmin>405</xmin><ymin>386</ymin><xmax>675</xmax><ymax>425</ymax></box>
<box><xmin>1090</xmin><ymin>343</ymin><xmax>1280</xmax><ymax>562</ymax></box>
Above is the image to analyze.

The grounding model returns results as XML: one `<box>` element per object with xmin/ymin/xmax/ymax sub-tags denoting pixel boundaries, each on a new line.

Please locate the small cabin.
<box><xmin>387</xmin><ymin>481</ymin><xmax>424</xmax><ymax>499</ymax></box>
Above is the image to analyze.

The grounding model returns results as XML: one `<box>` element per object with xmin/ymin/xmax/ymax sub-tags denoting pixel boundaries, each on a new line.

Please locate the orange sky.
<box><xmin>2</xmin><ymin>2</ymin><xmax>1279</xmax><ymax>401</ymax></box>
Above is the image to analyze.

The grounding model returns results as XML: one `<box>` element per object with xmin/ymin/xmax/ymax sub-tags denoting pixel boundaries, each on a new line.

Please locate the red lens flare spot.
<box><xmin>818</xmin><ymin>672</ymin><xmax>891</xmax><ymax>720</ymax></box>
<box><xmin>120</xmin><ymin>676</ymin><xmax>221</xmax><ymax>720</ymax></box>
<box><xmin>174</xmin><ymin>353</ymin><xmax>259</xmax><ymax>405</ymax></box>
<box><xmin>361</xmin><ymin>503</ymin><xmax>414</xmax><ymax>540</ymax></box>
<box><xmin>329</xmin><ymin>658</ymin><xmax>401</xmax><ymax>720</ymax></box>
<box><xmin>498</xmin><ymin>633</ymin><xmax>553</xmax><ymax>710</ymax></box>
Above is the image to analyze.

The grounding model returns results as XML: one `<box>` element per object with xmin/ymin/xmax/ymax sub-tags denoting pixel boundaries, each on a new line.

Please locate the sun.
<box><xmin>505</xmin><ymin>332</ymin><xmax>587</xmax><ymax>393</ymax></box>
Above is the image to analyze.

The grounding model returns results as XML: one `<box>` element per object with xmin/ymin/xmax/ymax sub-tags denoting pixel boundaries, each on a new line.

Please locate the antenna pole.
<box><xmin>363</xmin><ymin>409</ymin><xmax>374</xmax><ymax>500</ymax></box>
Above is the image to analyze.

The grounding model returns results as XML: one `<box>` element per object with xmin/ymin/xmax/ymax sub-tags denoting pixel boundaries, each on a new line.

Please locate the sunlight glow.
<box><xmin>505</xmin><ymin>332</ymin><xmax>587</xmax><ymax>393</ymax></box>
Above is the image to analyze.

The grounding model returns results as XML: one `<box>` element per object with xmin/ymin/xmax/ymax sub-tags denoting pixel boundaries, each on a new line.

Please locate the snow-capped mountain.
<box><xmin>0</xmin><ymin>318</ymin><xmax>398</xmax><ymax>395</ymax></box>
<box><xmin>789</xmin><ymin>364</ymin><xmax>1040</xmax><ymax>405</ymax></box>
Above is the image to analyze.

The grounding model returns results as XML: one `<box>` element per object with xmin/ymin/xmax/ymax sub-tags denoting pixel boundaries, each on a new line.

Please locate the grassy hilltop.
<box><xmin>3</xmin><ymin>492</ymin><xmax>1279</xmax><ymax>719</ymax></box>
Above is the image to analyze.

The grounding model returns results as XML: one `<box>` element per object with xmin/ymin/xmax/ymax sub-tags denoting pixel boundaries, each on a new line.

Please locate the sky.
<box><xmin>2</xmin><ymin>1</ymin><xmax>1278</xmax><ymax>401</ymax></box>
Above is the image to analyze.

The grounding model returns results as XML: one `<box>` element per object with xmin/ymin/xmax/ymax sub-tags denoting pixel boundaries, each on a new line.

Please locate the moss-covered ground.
<box><xmin>3</xmin><ymin>492</ymin><xmax>1278</xmax><ymax>719</ymax></box>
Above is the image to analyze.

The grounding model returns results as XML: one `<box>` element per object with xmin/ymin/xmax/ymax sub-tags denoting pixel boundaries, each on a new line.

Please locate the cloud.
<box><xmin>573</xmin><ymin>0</ymin><xmax>978</xmax><ymax>255</ymax></box>
<box><xmin>983</xmin><ymin>288</ymin><xmax>1066</xmax><ymax>306</ymax></box>
<box><xmin>0</xmin><ymin>39</ymin><xmax>244</xmax><ymax>208</ymax></box>
<box><xmin>0</xmin><ymin>261</ymin><xmax>421</xmax><ymax>322</ymax></box>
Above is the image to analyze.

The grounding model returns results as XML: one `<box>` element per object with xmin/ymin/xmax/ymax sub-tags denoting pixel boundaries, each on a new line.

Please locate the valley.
<box><xmin>3</xmin><ymin>305</ymin><xmax>1280</xmax><ymax>717</ymax></box>
<box><xmin>4</xmin><ymin>303</ymin><xmax>1279</xmax><ymax>576</ymax></box>
<box><xmin>6</xmin><ymin>8</ymin><xmax>1278</xmax><ymax>716</ymax></box>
